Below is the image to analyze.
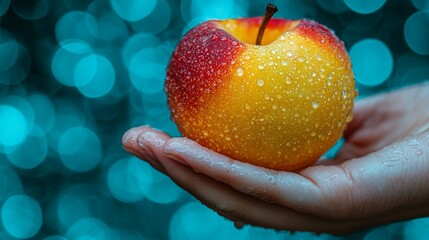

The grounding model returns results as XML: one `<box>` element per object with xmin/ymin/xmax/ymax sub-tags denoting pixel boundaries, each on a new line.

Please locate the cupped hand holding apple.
<box><xmin>123</xmin><ymin>85</ymin><xmax>429</xmax><ymax>234</ymax></box>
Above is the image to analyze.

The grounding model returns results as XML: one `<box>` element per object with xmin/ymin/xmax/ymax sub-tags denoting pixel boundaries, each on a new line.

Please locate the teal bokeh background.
<box><xmin>1</xmin><ymin>0</ymin><xmax>429</xmax><ymax>239</ymax></box>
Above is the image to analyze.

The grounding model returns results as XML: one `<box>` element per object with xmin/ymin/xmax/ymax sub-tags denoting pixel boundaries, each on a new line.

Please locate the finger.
<box><xmin>162</xmin><ymin>138</ymin><xmax>326</xmax><ymax>215</ymax></box>
<box><xmin>122</xmin><ymin>126</ymin><xmax>170</xmax><ymax>173</ymax></box>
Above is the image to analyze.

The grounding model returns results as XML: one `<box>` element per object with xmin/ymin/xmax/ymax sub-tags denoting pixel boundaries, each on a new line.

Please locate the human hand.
<box><xmin>122</xmin><ymin>84</ymin><xmax>429</xmax><ymax>234</ymax></box>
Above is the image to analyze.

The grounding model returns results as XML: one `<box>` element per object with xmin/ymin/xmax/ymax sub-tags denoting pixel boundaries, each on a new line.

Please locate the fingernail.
<box><xmin>122</xmin><ymin>128</ymin><xmax>141</xmax><ymax>145</ymax></box>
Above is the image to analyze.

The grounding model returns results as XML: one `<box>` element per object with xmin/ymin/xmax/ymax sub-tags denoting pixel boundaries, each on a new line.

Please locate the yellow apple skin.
<box><xmin>165</xmin><ymin>18</ymin><xmax>355</xmax><ymax>171</ymax></box>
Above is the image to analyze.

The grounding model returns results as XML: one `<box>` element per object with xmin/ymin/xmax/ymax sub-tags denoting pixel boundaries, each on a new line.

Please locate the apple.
<box><xmin>165</xmin><ymin>5</ymin><xmax>355</xmax><ymax>171</ymax></box>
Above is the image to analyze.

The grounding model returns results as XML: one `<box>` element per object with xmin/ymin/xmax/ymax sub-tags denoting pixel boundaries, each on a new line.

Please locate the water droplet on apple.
<box><xmin>276</xmin><ymin>94</ymin><xmax>282</xmax><ymax>99</ymax></box>
<box><xmin>285</xmin><ymin>76</ymin><xmax>291</xmax><ymax>84</ymax></box>
<box><xmin>312</xmin><ymin>72</ymin><xmax>317</xmax><ymax>77</ymax></box>
<box><xmin>244</xmin><ymin>103</ymin><xmax>250</xmax><ymax>109</ymax></box>
<box><xmin>286</xmin><ymin>51</ymin><xmax>293</xmax><ymax>57</ymax></box>
<box><xmin>258</xmin><ymin>64</ymin><xmax>264</xmax><ymax>69</ymax></box>
<box><xmin>264</xmin><ymin>94</ymin><xmax>270</xmax><ymax>100</ymax></box>
<box><xmin>312</xmin><ymin>101</ymin><xmax>319</xmax><ymax>109</ymax></box>
<box><xmin>280</xmin><ymin>36</ymin><xmax>286</xmax><ymax>41</ymax></box>
<box><xmin>257</xmin><ymin>78</ymin><xmax>264</xmax><ymax>86</ymax></box>
<box><xmin>271</xmin><ymin>49</ymin><xmax>277</xmax><ymax>54</ymax></box>
<box><xmin>342</xmin><ymin>90</ymin><xmax>347</xmax><ymax>99</ymax></box>
<box><xmin>232</xmin><ymin>40</ymin><xmax>237</xmax><ymax>45</ymax></box>
<box><xmin>311</xmin><ymin>132</ymin><xmax>316</xmax><ymax>137</ymax></box>
<box><xmin>245</xmin><ymin>55</ymin><xmax>250</xmax><ymax>60</ymax></box>
<box><xmin>236</xmin><ymin>67</ymin><xmax>244</xmax><ymax>77</ymax></box>
<box><xmin>221</xmin><ymin>36</ymin><xmax>227</xmax><ymax>41</ymax></box>
<box><xmin>292</xmin><ymin>147</ymin><xmax>298</xmax><ymax>151</ymax></box>
<box><xmin>297</xmin><ymin>57</ymin><xmax>305</xmax><ymax>62</ymax></box>
<box><xmin>268</xmin><ymin>61</ymin><xmax>274</xmax><ymax>66</ymax></box>
<box><xmin>316</xmin><ymin>54</ymin><xmax>322</xmax><ymax>61</ymax></box>
<box><xmin>272</xmin><ymin>105</ymin><xmax>278</xmax><ymax>110</ymax></box>
<box><xmin>281</xmin><ymin>60</ymin><xmax>288</xmax><ymax>66</ymax></box>
<box><xmin>203</xmin><ymin>130</ymin><xmax>208</xmax><ymax>136</ymax></box>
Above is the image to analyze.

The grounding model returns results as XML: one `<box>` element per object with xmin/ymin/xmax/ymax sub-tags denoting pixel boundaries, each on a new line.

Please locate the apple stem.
<box><xmin>256</xmin><ymin>3</ymin><xmax>278</xmax><ymax>45</ymax></box>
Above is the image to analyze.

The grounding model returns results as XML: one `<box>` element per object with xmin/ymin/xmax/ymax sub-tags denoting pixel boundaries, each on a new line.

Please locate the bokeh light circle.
<box><xmin>344</xmin><ymin>0</ymin><xmax>387</xmax><ymax>14</ymax></box>
<box><xmin>129</xmin><ymin>0</ymin><xmax>171</xmax><ymax>34</ymax></box>
<box><xmin>74</xmin><ymin>54</ymin><xmax>116</xmax><ymax>98</ymax></box>
<box><xmin>51</xmin><ymin>40</ymin><xmax>94</xmax><ymax>87</ymax></box>
<box><xmin>55</xmin><ymin>11</ymin><xmax>98</xmax><ymax>44</ymax></box>
<box><xmin>7</xmin><ymin>126</ymin><xmax>48</xmax><ymax>169</ymax></box>
<box><xmin>316</xmin><ymin>0</ymin><xmax>348</xmax><ymax>14</ymax></box>
<box><xmin>0</xmin><ymin>0</ymin><xmax>10</xmax><ymax>17</ymax></box>
<box><xmin>411</xmin><ymin>0</ymin><xmax>429</xmax><ymax>11</ymax></box>
<box><xmin>11</xmin><ymin>0</ymin><xmax>51</xmax><ymax>20</ymax></box>
<box><xmin>404</xmin><ymin>11</ymin><xmax>429</xmax><ymax>55</ymax></box>
<box><xmin>0</xmin><ymin>167</ymin><xmax>23</xmax><ymax>202</ymax></box>
<box><xmin>0</xmin><ymin>105</ymin><xmax>28</xmax><ymax>147</ymax></box>
<box><xmin>110</xmin><ymin>0</ymin><xmax>157</xmax><ymax>22</ymax></box>
<box><xmin>66</xmin><ymin>218</ymin><xmax>110</xmax><ymax>240</ymax></box>
<box><xmin>0</xmin><ymin>38</ymin><xmax>18</xmax><ymax>72</ymax></box>
<box><xmin>350</xmin><ymin>39</ymin><xmax>393</xmax><ymax>86</ymax></box>
<box><xmin>169</xmin><ymin>202</ymin><xmax>248</xmax><ymax>240</ymax></box>
<box><xmin>121</xmin><ymin>33</ymin><xmax>161</xmax><ymax>69</ymax></box>
<box><xmin>403</xmin><ymin>218</ymin><xmax>429</xmax><ymax>240</ymax></box>
<box><xmin>0</xmin><ymin>41</ymin><xmax>31</xmax><ymax>85</ymax></box>
<box><xmin>56</xmin><ymin>185</ymin><xmax>102</xmax><ymax>229</ymax></box>
<box><xmin>1</xmin><ymin>195</ymin><xmax>42</xmax><ymax>239</ymax></box>
<box><xmin>26</xmin><ymin>93</ymin><xmax>56</xmax><ymax>134</ymax></box>
<box><xmin>145</xmin><ymin>169</ymin><xmax>183</xmax><ymax>204</ymax></box>
<box><xmin>107</xmin><ymin>158</ymin><xmax>153</xmax><ymax>203</ymax></box>
<box><xmin>58</xmin><ymin>127</ymin><xmax>102</xmax><ymax>172</ymax></box>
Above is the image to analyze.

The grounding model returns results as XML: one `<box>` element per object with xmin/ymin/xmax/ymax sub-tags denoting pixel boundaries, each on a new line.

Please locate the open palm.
<box><xmin>123</xmin><ymin>84</ymin><xmax>429</xmax><ymax>234</ymax></box>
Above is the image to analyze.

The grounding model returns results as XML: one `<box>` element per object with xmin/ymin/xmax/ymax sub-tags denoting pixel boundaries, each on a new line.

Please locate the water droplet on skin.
<box><xmin>312</xmin><ymin>101</ymin><xmax>319</xmax><ymax>109</ymax></box>
<box><xmin>285</xmin><ymin>76</ymin><xmax>291</xmax><ymax>84</ymax></box>
<box><xmin>257</xmin><ymin>79</ymin><xmax>264</xmax><ymax>86</ymax></box>
<box><xmin>416</xmin><ymin>150</ymin><xmax>423</xmax><ymax>156</ymax></box>
<box><xmin>236</xmin><ymin>67</ymin><xmax>244</xmax><ymax>77</ymax></box>
<box><xmin>258</xmin><ymin>64</ymin><xmax>264</xmax><ymax>69</ymax></box>
<box><xmin>286</xmin><ymin>51</ymin><xmax>293</xmax><ymax>57</ymax></box>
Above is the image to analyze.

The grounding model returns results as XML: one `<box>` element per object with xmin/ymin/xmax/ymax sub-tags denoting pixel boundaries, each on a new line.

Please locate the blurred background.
<box><xmin>0</xmin><ymin>0</ymin><xmax>429</xmax><ymax>239</ymax></box>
